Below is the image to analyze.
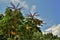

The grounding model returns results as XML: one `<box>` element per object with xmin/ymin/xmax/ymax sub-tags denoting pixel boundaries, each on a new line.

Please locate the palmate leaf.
<box><xmin>10</xmin><ymin>2</ymin><xmax>15</xmax><ymax>8</ymax></box>
<box><xmin>27</xmin><ymin>12</ymin><xmax>39</xmax><ymax>18</ymax></box>
<box><xmin>9</xmin><ymin>2</ymin><xmax>24</xmax><ymax>11</ymax></box>
<box><xmin>16</xmin><ymin>3</ymin><xmax>20</xmax><ymax>8</ymax></box>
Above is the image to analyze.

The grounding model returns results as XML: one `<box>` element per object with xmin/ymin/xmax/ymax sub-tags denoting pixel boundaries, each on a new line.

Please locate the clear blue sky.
<box><xmin>0</xmin><ymin>0</ymin><xmax>60</xmax><ymax>32</ymax></box>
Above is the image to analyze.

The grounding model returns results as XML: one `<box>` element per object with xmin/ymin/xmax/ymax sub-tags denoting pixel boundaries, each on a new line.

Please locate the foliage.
<box><xmin>0</xmin><ymin>7</ymin><xmax>43</xmax><ymax>40</ymax></box>
<box><xmin>0</xmin><ymin>3</ymin><xmax>60</xmax><ymax>40</ymax></box>
<box><xmin>43</xmin><ymin>33</ymin><xmax>60</xmax><ymax>40</ymax></box>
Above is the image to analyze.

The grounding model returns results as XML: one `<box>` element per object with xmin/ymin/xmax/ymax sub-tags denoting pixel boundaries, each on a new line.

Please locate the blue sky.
<box><xmin>0</xmin><ymin>0</ymin><xmax>60</xmax><ymax>32</ymax></box>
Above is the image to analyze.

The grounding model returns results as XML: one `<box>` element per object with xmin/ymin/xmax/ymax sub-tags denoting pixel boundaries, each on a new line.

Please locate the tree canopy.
<box><xmin>0</xmin><ymin>2</ymin><xmax>60</xmax><ymax>40</ymax></box>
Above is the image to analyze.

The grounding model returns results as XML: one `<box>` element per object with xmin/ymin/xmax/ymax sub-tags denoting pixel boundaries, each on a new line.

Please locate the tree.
<box><xmin>43</xmin><ymin>33</ymin><xmax>60</xmax><ymax>40</ymax></box>
<box><xmin>0</xmin><ymin>2</ymin><xmax>43</xmax><ymax>40</ymax></box>
<box><xmin>8</xmin><ymin>2</ymin><xmax>23</xmax><ymax>11</ymax></box>
<box><xmin>0</xmin><ymin>2</ymin><xmax>60</xmax><ymax>40</ymax></box>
